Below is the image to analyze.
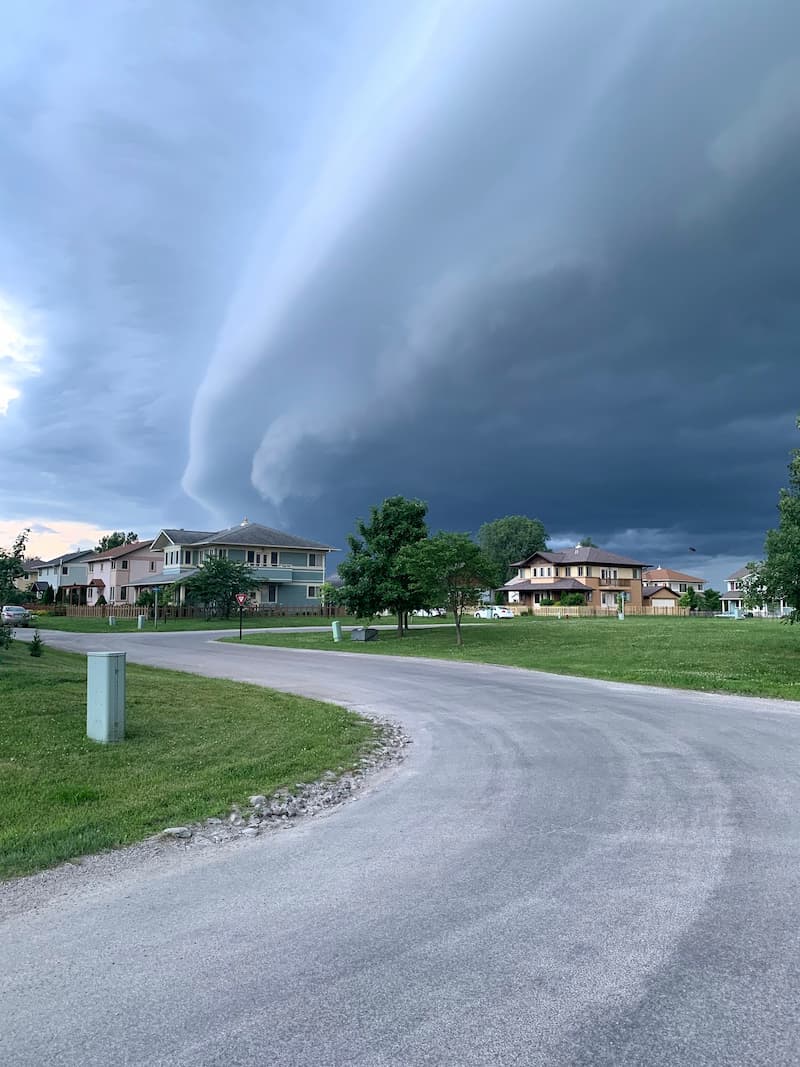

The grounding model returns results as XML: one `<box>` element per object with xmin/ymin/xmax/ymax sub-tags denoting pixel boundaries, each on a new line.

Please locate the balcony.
<box><xmin>598</xmin><ymin>577</ymin><xmax>632</xmax><ymax>588</ymax></box>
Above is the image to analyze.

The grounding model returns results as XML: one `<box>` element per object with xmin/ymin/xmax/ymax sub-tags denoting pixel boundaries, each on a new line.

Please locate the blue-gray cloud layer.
<box><xmin>2</xmin><ymin>0</ymin><xmax>799</xmax><ymax>581</ymax></box>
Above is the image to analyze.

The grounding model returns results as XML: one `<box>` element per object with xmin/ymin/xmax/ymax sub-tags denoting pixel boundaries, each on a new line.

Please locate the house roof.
<box><xmin>503</xmin><ymin>578</ymin><xmax>592</xmax><ymax>593</ymax></box>
<box><xmin>23</xmin><ymin>558</ymin><xmax>45</xmax><ymax>573</ymax></box>
<box><xmin>726</xmin><ymin>565</ymin><xmax>754</xmax><ymax>581</ymax></box>
<box><xmin>39</xmin><ymin>548</ymin><xmax>96</xmax><ymax>567</ymax></box>
<box><xmin>643</xmin><ymin>567</ymin><xmax>705</xmax><ymax>583</ymax></box>
<box><xmin>89</xmin><ymin>541</ymin><xmax>156</xmax><ymax>562</ymax></box>
<box><xmin>131</xmin><ymin>571</ymin><xmax>193</xmax><ymax>588</ymax></box>
<box><xmin>643</xmin><ymin>584</ymin><xmax>680</xmax><ymax>598</ymax></box>
<box><xmin>193</xmin><ymin>521</ymin><xmax>335</xmax><ymax>552</ymax></box>
<box><xmin>512</xmin><ymin>546</ymin><xmax>651</xmax><ymax>568</ymax></box>
<box><xmin>32</xmin><ymin>581</ymin><xmax>49</xmax><ymax>592</ymax></box>
<box><xmin>89</xmin><ymin>578</ymin><xmax>106</xmax><ymax>588</ymax></box>
<box><xmin>150</xmin><ymin>529</ymin><xmax>214</xmax><ymax>550</ymax></box>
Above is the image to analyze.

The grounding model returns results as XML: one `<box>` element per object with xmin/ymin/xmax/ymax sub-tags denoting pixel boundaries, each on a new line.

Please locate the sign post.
<box><xmin>235</xmin><ymin>592</ymin><xmax>247</xmax><ymax>640</ymax></box>
<box><xmin>153</xmin><ymin>586</ymin><xmax>160</xmax><ymax>629</ymax></box>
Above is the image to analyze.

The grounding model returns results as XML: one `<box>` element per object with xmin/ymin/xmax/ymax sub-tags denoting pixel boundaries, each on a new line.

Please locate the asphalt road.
<box><xmin>3</xmin><ymin>628</ymin><xmax>800</xmax><ymax>1066</ymax></box>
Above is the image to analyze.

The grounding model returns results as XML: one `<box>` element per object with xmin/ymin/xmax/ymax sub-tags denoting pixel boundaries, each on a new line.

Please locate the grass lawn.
<box><xmin>229</xmin><ymin>616</ymin><xmax>800</xmax><ymax>702</ymax></box>
<box><xmin>0</xmin><ymin>643</ymin><xmax>376</xmax><ymax>880</ymax></box>
<box><xmin>32</xmin><ymin>613</ymin><xmax>384</xmax><ymax>634</ymax></box>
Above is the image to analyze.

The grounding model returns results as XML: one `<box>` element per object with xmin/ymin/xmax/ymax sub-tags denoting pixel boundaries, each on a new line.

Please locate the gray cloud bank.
<box><xmin>1</xmin><ymin>0</ymin><xmax>799</xmax><ymax>580</ymax></box>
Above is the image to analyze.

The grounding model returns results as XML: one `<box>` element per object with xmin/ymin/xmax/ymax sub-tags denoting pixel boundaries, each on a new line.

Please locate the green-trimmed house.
<box><xmin>144</xmin><ymin>519</ymin><xmax>336</xmax><ymax>608</ymax></box>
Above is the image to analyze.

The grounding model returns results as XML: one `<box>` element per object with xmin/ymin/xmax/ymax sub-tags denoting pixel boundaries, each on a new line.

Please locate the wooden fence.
<box><xmin>510</xmin><ymin>605</ymin><xmax>690</xmax><ymax>618</ymax></box>
<box><xmin>53</xmin><ymin>604</ymin><xmax>347</xmax><ymax>620</ymax></box>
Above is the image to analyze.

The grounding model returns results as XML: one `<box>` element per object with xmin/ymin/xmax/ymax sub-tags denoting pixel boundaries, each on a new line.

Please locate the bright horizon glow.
<box><xmin>0</xmin><ymin>295</ymin><xmax>41</xmax><ymax>415</ymax></box>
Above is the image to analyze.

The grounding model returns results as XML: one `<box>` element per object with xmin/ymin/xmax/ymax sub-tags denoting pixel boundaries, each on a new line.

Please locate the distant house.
<box><xmin>720</xmin><ymin>565</ymin><xmax>789</xmax><ymax>617</ymax></box>
<box><xmin>503</xmin><ymin>545</ymin><xmax>650</xmax><ymax>610</ymax></box>
<box><xmin>84</xmin><ymin>541</ymin><xmax>162</xmax><ymax>607</ymax></box>
<box><xmin>643</xmin><ymin>568</ymin><xmax>705</xmax><ymax>594</ymax></box>
<box><xmin>14</xmin><ymin>558</ymin><xmax>45</xmax><ymax>596</ymax></box>
<box><xmin>642</xmin><ymin>584</ymin><xmax>682</xmax><ymax>612</ymax></box>
<box><xmin>36</xmin><ymin>549</ymin><xmax>96</xmax><ymax>603</ymax></box>
<box><xmin>148</xmin><ymin>519</ymin><xmax>336</xmax><ymax>607</ymax></box>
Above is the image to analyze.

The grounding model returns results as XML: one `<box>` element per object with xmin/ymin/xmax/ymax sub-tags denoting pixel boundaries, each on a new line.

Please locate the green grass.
<box><xmin>229</xmin><ymin>616</ymin><xmax>800</xmax><ymax>702</ymax></box>
<box><xmin>0</xmin><ymin>643</ymin><xmax>376</xmax><ymax>880</ymax></box>
<box><xmin>33</xmin><ymin>613</ymin><xmax>386</xmax><ymax>633</ymax></box>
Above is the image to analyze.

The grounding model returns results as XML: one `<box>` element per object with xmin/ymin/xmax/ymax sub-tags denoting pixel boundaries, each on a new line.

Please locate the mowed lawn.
<box><xmin>0</xmin><ymin>643</ymin><xmax>376</xmax><ymax>880</ymax></box>
<box><xmin>231</xmin><ymin>616</ymin><xmax>800</xmax><ymax>701</ymax></box>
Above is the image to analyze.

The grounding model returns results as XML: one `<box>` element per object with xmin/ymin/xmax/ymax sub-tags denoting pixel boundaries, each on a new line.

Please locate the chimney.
<box><xmin>240</xmin><ymin>517</ymin><xmax>249</xmax><ymax>526</ymax></box>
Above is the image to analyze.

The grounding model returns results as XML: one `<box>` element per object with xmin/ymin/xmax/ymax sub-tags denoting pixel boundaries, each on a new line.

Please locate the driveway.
<box><xmin>2</xmin><ymin>628</ymin><xmax>800</xmax><ymax>1065</ymax></box>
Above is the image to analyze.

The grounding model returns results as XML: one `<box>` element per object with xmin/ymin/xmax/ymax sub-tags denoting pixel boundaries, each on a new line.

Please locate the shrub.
<box><xmin>540</xmin><ymin>598</ymin><xmax>555</xmax><ymax>606</ymax></box>
<box><xmin>95</xmin><ymin>595</ymin><xmax>107</xmax><ymax>606</ymax></box>
<box><xmin>0</xmin><ymin>621</ymin><xmax>13</xmax><ymax>651</ymax></box>
<box><xmin>559</xmin><ymin>593</ymin><xmax>586</xmax><ymax>606</ymax></box>
<box><xmin>29</xmin><ymin>630</ymin><xmax>44</xmax><ymax>657</ymax></box>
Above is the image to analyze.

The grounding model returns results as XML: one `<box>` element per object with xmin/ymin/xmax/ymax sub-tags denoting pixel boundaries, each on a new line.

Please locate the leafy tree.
<box><xmin>0</xmin><ymin>529</ymin><xmax>29</xmax><ymax>604</ymax></box>
<box><xmin>183</xmin><ymin>557</ymin><xmax>255</xmax><ymax>618</ymax></box>
<box><xmin>701</xmin><ymin>588</ymin><xmax>721</xmax><ymax>612</ymax></box>
<box><xmin>477</xmin><ymin>515</ymin><xmax>548</xmax><ymax>585</ymax></box>
<box><xmin>338</xmin><ymin>496</ymin><xmax>429</xmax><ymax>637</ymax></box>
<box><xmin>95</xmin><ymin>531</ymin><xmax>138</xmax><ymax>552</ymax></box>
<box><xmin>746</xmin><ymin>418</ymin><xmax>800</xmax><ymax>622</ymax></box>
<box><xmin>679</xmin><ymin>587</ymin><xmax>699</xmax><ymax>610</ymax></box>
<box><xmin>578</xmin><ymin>536</ymin><xmax>597</xmax><ymax>547</ymax></box>
<box><xmin>399</xmin><ymin>532</ymin><xmax>497</xmax><ymax>647</ymax></box>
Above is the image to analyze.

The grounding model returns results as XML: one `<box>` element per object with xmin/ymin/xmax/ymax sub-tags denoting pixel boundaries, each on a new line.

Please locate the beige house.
<box><xmin>642</xmin><ymin>584</ymin><xmax>681</xmax><ymax>612</ymax></box>
<box><xmin>85</xmin><ymin>542</ymin><xmax>162</xmax><ymax>606</ymax></box>
<box><xmin>503</xmin><ymin>545</ymin><xmax>650</xmax><ymax>610</ymax></box>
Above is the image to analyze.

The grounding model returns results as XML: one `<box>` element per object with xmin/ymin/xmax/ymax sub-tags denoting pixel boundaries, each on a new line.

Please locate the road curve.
<box><xmin>3</xmin><ymin>628</ymin><xmax>800</xmax><ymax>1066</ymax></box>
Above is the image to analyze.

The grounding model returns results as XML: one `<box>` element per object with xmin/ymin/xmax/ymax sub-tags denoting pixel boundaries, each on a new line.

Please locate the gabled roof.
<box><xmin>513</xmin><ymin>546</ymin><xmax>651</xmax><ymax>568</ymax></box>
<box><xmin>502</xmin><ymin>577</ymin><xmax>591</xmax><ymax>593</ymax></box>
<box><xmin>23</xmin><ymin>558</ymin><xmax>45</xmax><ymax>573</ymax></box>
<box><xmin>643</xmin><ymin>567</ymin><xmax>705</xmax><ymax>583</ymax></box>
<box><xmin>89</xmin><ymin>541</ymin><xmax>156</xmax><ymax>562</ymax></box>
<box><xmin>726</xmin><ymin>565</ymin><xmax>754</xmax><ymax>581</ymax></box>
<box><xmin>643</xmin><ymin>584</ymin><xmax>680</xmax><ymax>598</ymax></box>
<box><xmin>194</xmin><ymin>521</ymin><xmax>335</xmax><ymax>552</ymax></box>
<box><xmin>39</xmin><ymin>548</ymin><xmax>96</xmax><ymax>567</ymax></box>
<box><xmin>150</xmin><ymin>529</ymin><xmax>213</xmax><ymax>550</ymax></box>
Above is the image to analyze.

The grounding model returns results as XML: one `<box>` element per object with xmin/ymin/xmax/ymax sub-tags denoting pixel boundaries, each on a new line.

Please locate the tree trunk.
<box><xmin>455</xmin><ymin>610</ymin><xmax>463</xmax><ymax>647</ymax></box>
<box><xmin>396</xmin><ymin>609</ymin><xmax>404</xmax><ymax>638</ymax></box>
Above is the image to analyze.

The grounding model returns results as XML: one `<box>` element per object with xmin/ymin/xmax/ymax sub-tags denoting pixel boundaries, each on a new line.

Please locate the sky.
<box><xmin>1</xmin><ymin>0</ymin><xmax>799</xmax><ymax>590</ymax></box>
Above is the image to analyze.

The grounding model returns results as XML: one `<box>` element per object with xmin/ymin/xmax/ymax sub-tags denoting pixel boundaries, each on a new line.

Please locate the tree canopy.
<box><xmin>701</xmin><ymin>588</ymin><xmax>721</xmax><ymax>613</ymax></box>
<box><xmin>401</xmin><ymin>532</ymin><xmax>500</xmax><ymax>645</ymax></box>
<box><xmin>477</xmin><ymin>515</ymin><xmax>548</xmax><ymax>585</ymax></box>
<box><xmin>183</xmin><ymin>556</ymin><xmax>254</xmax><ymax>617</ymax></box>
<box><xmin>0</xmin><ymin>529</ymin><xmax>29</xmax><ymax>604</ymax></box>
<box><xmin>337</xmin><ymin>496</ymin><xmax>429</xmax><ymax>636</ymax></box>
<box><xmin>746</xmin><ymin>417</ymin><xmax>800</xmax><ymax>622</ymax></box>
<box><xmin>96</xmin><ymin>531</ymin><xmax>138</xmax><ymax>552</ymax></box>
<box><xmin>578</xmin><ymin>536</ymin><xmax>597</xmax><ymax>547</ymax></box>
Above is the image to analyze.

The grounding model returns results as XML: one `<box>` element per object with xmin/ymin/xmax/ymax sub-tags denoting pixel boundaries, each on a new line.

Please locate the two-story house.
<box><xmin>642</xmin><ymin>568</ymin><xmax>705</xmax><ymax>594</ymax></box>
<box><xmin>149</xmin><ymin>520</ymin><xmax>335</xmax><ymax>607</ymax></box>
<box><xmin>36</xmin><ymin>549</ymin><xmax>96</xmax><ymax>603</ymax></box>
<box><xmin>85</xmin><ymin>541</ymin><xmax>162</xmax><ymax>606</ymax></box>
<box><xmin>503</xmin><ymin>545</ymin><xmax>650</xmax><ymax>610</ymax></box>
<box><xmin>720</xmin><ymin>565</ymin><xmax>789</xmax><ymax>616</ymax></box>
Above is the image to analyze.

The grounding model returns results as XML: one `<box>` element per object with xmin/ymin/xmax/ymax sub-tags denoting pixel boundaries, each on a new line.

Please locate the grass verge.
<box><xmin>32</xmin><ymin>614</ymin><xmax>378</xmax><ymax>634</ymax></box>
<box><xmin>0</xmin><ymin>643</ymin><xmax>376</xmax><ymax>880</ymax></box>
<box><xmin>228</xmin><ymin>616</ymin><xmax>800</xmax><ymax>702</ymax></box>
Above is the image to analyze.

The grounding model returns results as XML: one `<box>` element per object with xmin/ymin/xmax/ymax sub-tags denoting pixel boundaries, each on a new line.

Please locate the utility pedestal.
<box><xmin>87</xmin><ymin>652</ymin><xmax>126</xmax><ymax>743</ymax></box>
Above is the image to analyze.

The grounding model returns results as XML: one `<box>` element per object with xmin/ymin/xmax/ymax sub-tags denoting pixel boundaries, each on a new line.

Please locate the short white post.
<box><xmin>87</xmin><ymin>652</ymin><xmax>126</xmax><ymax>743</ymax></box>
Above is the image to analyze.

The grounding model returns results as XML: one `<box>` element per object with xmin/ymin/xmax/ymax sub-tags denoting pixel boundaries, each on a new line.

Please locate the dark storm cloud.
<box><xmin>1</xmin><ymin>0</ymin><xmax>799</xmax><ymax>586</ymax></box>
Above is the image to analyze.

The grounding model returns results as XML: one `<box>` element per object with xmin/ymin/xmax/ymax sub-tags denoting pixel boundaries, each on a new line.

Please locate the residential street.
<box><xmin>3</xmin><ymin>628</ymin><xmax>800</xmax><ymax>1066</ymax></box>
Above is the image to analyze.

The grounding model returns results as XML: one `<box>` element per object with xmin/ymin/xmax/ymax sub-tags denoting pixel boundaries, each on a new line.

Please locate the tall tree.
<box><xmin>338</xmin><ymin>496</ymin><xmax>429</xmax><ymax>637</ymax></box>
<box><xmin>400</xmin><ymin>532</ymin><xmax>497</xmax><ymax>647</ymax></box>
<box><xmin>477</xmin><ymin>515</ymin><xmax>548</xmax><ymax>584</ymax></box>
<box><xmin>183</xmin><ymin>557</ymin><xmax>255</xmax><ymax>618</ymax></box>
<box><xmin>578</xmin><ymin>536</ymin><xmax>597</xmax><ymax>547</ymax></box>
<box><xmin>679</xmin><ymin>586</ymin><xmax>699</xmax><ymax>611</ymax></box>
<box><xmin>746</xmin><ymin>417</ymin><xmax>800</xmax><ymax>622</ymax></box>
<box><xmin>0</xmin><ymin>529</ymin><xmax>29</xmax><ymax>604</ymax></box>
<box><xmin>701</xmin><ymin>588</ymin><xmax>721</xmax><ymax>613</ymax></box>
<box><xmin>96</xmin><ymin>531</ymin><xmax>138</xmax><ymax>552</ymax></box>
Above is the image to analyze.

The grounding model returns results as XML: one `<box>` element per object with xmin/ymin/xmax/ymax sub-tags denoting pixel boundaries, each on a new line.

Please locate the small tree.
<box><xmin>338</xmin><ymin>496</ymin><xmax>429</xmax><ymax>637</ymax></box>
<box><xmin>183</xmin><ymin>557</ymin><xmax>255</xmax><ymax>618</ymax></box>
<box><xmin>96</xmin><ymin>531</ymin><xmax>138</xmax><ymax>552</ymax></box>
<box><xmin>29</xmin><ymin>630</ymin><xmax>44</xmax><ymax>657</ymax></box>
<box><xmin>400</xmin><ymin>532</ymin><xmax>497</xmax><ymax>647</ymax></box>
<box><xmin>42</xmin><ymin>584</ymin><xmax>55</xmax><ymax>605</ymax></box>
<box><xmin>477</xmin><ymin>516</ymin><xmax>548</xmax><ymax>585</ymax></box>
<box><xmin>702</xmin><ymin>588</ymin><xmax>721</xmax><ymax>612</ymax></box>
<box><xmin>679</xmin><ymin>587</ymin><xmax>699</xmax><ymax>611</ymax></box>
<box><xmin>0</xmin><ymin>528</ymin><xmax>29</xmax><ymax>604</ymax></box>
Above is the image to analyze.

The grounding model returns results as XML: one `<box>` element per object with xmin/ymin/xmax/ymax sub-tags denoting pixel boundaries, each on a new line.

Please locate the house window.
<box><xmin>565</xmin><ymin>566</ymin><xmax>572</xmax><ymax>577</ymax></box>
<box><xmin>120</xmin><ymin>587</ymin><xmax>127</xmax><ymax>601</ymax></box>
<box><xmin>62</xmin><ymin>566</ymin><xmax>68</xmax><ymax>575</ymax></box>
<box><xmin>601</xmin><ymin>569</ymin><xmax>618</xmax><ymax>580</ymax></box>
<box><xmin>547</xmin><ymin>567</ymin><xmax>551</xmax><ymax>576</ymax></box>
<box><xmin>87</xmin><ymin>588</ymin><xmax>93</xmax><ymax>599</ymax></box>
<box><xmin>307</xmin><ymin>585</ymin><xmax>319</xmax><ymax>598</ymax></box>
<box><xmin>308</xmin><ymin>553</ymin><xmax>319</xmax><ymax>567</ymax></box>
<box><xmin>679</xmin><ymin>583</ymin><xmax>687</xmax><ymax>592</ymax></box>
<box><xmin>633</xmin><ymin>569</ymin><xmax>640</xmax><ymax>579</ymax></box>
<box><xmin>256</xmin><ymin>554</ymin><xmax>261</xmax><ymax>565</ymax></box>
<box><xmin>586</xmin><ymin>567</ymin><xmax>592</xmax><ymax>577</ymax></box>
<box><xmin>150</xmin><ymin>561</ymin><xmax>155</xmax><ymax>572</ymax></box>
<box><xmin>185</xmin><ymin>551</ymin><xmax>192</xmax><ymax>564</ymax></box>
<box><xmin>89</xmin><ymin>563</ymin><xmax>94</xmax><ymax>573</ymax></box>
<box><xmin>121</xmin><ymin>560</ymin><xmax>128</xmax><ymax>570</ymax></box>
<box><xmin>554</xmin><ymin>568</ymin><xmax>560</xmax><ymax>577</ymax></box>
<box><xmin>111</xmin><ymin>561</ymin><xmax>116</xmax><ymax>569</ymax></box>
<box><xmin>268</xmin><ymin>584</ymin><xmax>277</xmax><ymax>604</ymax></box>
<box><xmin>270</xmin><ymin>551</ymin><xmax>279</xmax><ymax>567</ymax></box>
<box><xmin>578</xmin><ymin>566</ymin><xmax>584</xmax><ymax>577</ymax></box>
<box><xmin>247</xmin><ymin>551</ymin><xmax>255</xmax><ymax>563</ymax></box>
